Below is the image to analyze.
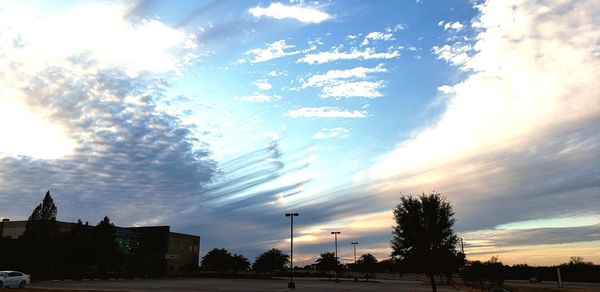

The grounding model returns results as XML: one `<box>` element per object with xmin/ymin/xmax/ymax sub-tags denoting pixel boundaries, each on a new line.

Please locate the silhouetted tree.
<box><xmin>202</xmin><ymin>248</ymin><xmax>233</xmax><ymax>271</ymax></box>
<box><xmin>315</xmin><ymin>252</ymin><xmax>340</xmax><ymax>279</ymax></box>
<box><xmin>357</xmin><ymin>253</ymin><xmax>378</xmax><ymax>278</ymax></box>
<box><xmin>22</xmin><ymin>191</ymin><xmax>60</xmax><ymax>276</ymax></box>
<box><xmin>252</xmin><ymin>248</ymin><xmax>289</xmax><ymax>272</ymax></box>
<box><xmin>391</xmin><ymin>192</ymin><xmax>459</xmax><ymax>292</ymax></box>
<box><xmin>380</xmin><ymin>256</ymin><xmax>403</xmax><ymax>278</ymax></box>
<box><xmin>65</xmin><ymin>219</ymin><xmax>92</xmax><ymax>278</ymax></box>
<box><xmin>24</xmin><ymin>190</ymin><xmax>59</xmax><ymax>241</ymax></box>
<box><xmin>91</xmin><ymin>216</ymin><xmax>122</xmax><ymax>276</ymax></box>
<box><xmin>230</xmin><ymin>254</ymin><xmax>251</xmax><ymax>272</ymax></box>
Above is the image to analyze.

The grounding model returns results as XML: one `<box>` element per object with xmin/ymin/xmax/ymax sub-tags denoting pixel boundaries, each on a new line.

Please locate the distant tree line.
<box><xmin>464</xmin><ymin>256</ymin><xmax>600</xmax><ymax>285</ymax></box>
<box><xmin>0</xmin><ymin>191</ymin><xmax>123</xmax><ymax>279</ymax></box>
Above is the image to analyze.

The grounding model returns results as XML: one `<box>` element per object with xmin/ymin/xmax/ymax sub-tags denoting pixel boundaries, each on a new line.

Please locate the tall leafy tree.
<box><xmin>357</xmin><ymin>253</ymin><xmax>378</xmax><ymax>276</ymax></box>
<box><xmin>315</xmin><ymin>252</ymin><xmax>340</xmax><ymax>279</ymax></box>
<box><xmin>391</xmin><ymin>192</ymin><xmax>458</xmax><ymax>292</ymax></box>
<box><xmin>201</xmin><ymin>248</ymin><xmax>233</xmax><ymax>271</ymax></box>
<box><xmin>252</xmin><ymin>248</ymin><xmax>289</xmax><ymax>272</ymax></box>
<box><xmin>23</xmin><ymin>191</ymin><xmax>60</xmax><ymax>275</ymax></box>
<box><xmin>91</xmin><ymin>216</ymin><xmax>122</xmax><ymax>276</ymax></box>
<box><xmin>24</xmin><ymin>190</ymin><xmax>59</xmax><ymax>241</ymax></box>
<box><xmin>65</xmin><ymin>219</ymin><xmax>92</xmax><ymax>277</ymax></box>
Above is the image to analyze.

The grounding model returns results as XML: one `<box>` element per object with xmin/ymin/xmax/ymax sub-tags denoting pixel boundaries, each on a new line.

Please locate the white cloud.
<box><xmin>249</xmin><ymin>2</ymin><xmax>332</xmax><ymax>24</ymax></box>
<box><xmin>253</xmin><ymin>79</ymin><xmax>272</xmax><ymax>90</ymax></box>
<box><xmin>0</xmin><ymin>3</ymin><xmax>196</xmax><ymax>78</ymax></box>
<box><xmin>239</xmin><ymin>93</ymin><xmax>282</xmax><ymax>102</ymax></box>
<box><xmin>431</xmin><ymin>43</ymin><xmax>472</xmax><ymax>66</ymax></box>
<box><xmin>445</xmin><ymin>21</ymin><xmax>464</xmax><ymax>31</ymax></box>
<box><xmin>387</xmin><ymin>23</ymin><xmax>408</xmax><ymax>32</ymax></box>
<box><xmin>300</xmin><ymin>65</ymin><xmax>387</xmax><ymax>98</ymax></box>
<box><xmin>299</xmin><ymin>47</ymin><xmax>400</xmax><ymax>65</ymax></box>
<box><xmin>313</xmin><ymin>127</ymin><xmax>351</xmax><ymax>139</ymax></box>
<box><xmin>361</xmin><ymin>31</ymin><xmax>394</xmax><ymax>46</ymax></box>
<box><xmin>301</xmin><ymin>64</ymin><xmax>387</xmax><ymax>88</ymax></box>
<box><xmin>438</xmin><ymin>21</ymin><xmax>465</xmax><ymax>31</ymax></box>
<box><xmin>244</xmin><ymin>40</ymin><xmax>301</xmax><ymax>63</ymax></box>
<box><xmin>369</xmin><ymin>0</ymin><xmax>600</xmax><ymax>237</ymax></box>
<box><xmin>287</xmin><ymin>107</ymin><xmax>368</xmax><ymax>118</ymax></box>
<box><xmin>321</xmin><ymin>81</ymin><xmax>384</xmax><ymax>98</ymax></box>
<box><xmin>437</xmin><ymin>85</ymin><xmax>454</xmax><ymax>94</ymax></box>
<box><xmin>268</xmin><ymin>70</ymin><xmax>287</xmax><ymax>77</ymax></box>
<box><xmin>0</xmin><ymin>2</ymin><xmax>197</xmax><ymax>160</ymax></box>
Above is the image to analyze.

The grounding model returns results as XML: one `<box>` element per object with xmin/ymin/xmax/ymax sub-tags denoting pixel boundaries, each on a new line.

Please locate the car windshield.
<box><xmin>0</xmin><ymin>272</ymin><xmax>7</xmax><ymax>276</ymax></box>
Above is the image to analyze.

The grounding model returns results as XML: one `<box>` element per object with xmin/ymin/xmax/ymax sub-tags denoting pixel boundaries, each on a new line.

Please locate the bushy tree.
<box><xmin>202</xmin><ymin>248</ymin><xmax>233</xmax><ymax>271</ymax></box>
<box><xmin>91</xmin><ymin>216</ymin><xmax>123</xmax><ymax>275</ymax></box>
<box><xmin>230</xmin><ymin>253</ymin><xmax>251</xmax><ymax>272</ymax></box>
<box><xmin>252</xmin><ymin>248</ymin><xmax>289</xmax><ymax>272</ymax></box>
<box><xmin>357</xmin><ymin>253</ymin><xmax>378</xmax><ymax>276</ymax></box>
<box><xmin>391</xmin><ymin>192</ymin><xmax>459</xmax><ymax>292</ymax></box>
<box><xmin>64</xmin><ymin>219</ymin><xmax>93</xmax><ymax>277</ymax></box>
<box><xmin>315</xmin><ymin>252</ymin><xmax>340</xmax><ymax>279</ymax></box>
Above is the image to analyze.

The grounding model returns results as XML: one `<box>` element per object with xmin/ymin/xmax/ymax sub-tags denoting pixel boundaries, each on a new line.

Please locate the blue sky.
<box><xmin>0</xmin><ymin>0</ymin><xmax>599</xmax><ymax>266</ymax></box>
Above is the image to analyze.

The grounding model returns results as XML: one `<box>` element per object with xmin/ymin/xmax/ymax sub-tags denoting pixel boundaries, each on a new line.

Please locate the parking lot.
<box><xmin>26</xmin><ymin>277</ymin><xmax>460</xmax><ymax>291</ymax></box>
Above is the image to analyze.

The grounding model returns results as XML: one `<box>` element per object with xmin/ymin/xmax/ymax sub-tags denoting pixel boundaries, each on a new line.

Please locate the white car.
<box><xmin>0</xmin><ymin>271</ymin><xmax>30</xmax><ymax>288</ymax></box>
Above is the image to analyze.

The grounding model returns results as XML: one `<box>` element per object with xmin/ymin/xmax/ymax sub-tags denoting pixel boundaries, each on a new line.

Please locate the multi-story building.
<box><xmin>0</xmin><ymin>219</ymin><xmax>200</xmax><ymax>276</ymax></box>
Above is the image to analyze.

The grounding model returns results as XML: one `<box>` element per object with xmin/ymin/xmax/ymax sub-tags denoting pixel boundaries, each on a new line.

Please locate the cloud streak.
<box><xmin>249</xmin><ymin>2</ymin><xmax>332</xmax><ymax>24</ymax></box>
<box><xmin>287</xmin><ymin>107</ymin><xmax>369</xmax><ymax>119</ymax></box>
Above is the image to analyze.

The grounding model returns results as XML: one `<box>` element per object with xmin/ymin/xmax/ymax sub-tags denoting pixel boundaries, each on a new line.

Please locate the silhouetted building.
<box><xmin>0</xmin><ymin>219</ymin><xmax>200</xmax><ymax>276</ymax></box>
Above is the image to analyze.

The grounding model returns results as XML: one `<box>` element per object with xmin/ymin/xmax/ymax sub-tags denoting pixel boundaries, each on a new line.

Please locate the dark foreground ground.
<box><xmin>24</xmin><ymin>277</ymin><xmax>459</xmax><ymax>292</ymax></box>
<box><xmin>20</xmin><ymin>277</ymin><xmax>600</xmax><ymax>291</ymax></box>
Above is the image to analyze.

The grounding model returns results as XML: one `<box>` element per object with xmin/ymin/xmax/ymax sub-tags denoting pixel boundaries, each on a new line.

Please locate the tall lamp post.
<box><xmin>331</xmin><ymin>231</ymin><xmax>341</xmax><ymax>282</ymax></box>
<box><xmin>286</xmin><ymin>213</ymin><xmax>299</xmax><ymax>289</ymax></box>
<box><xmin>351</xmin><ymin>242</ymin><xmax>358</xmax><ymax>264</ymax></box>
<box><xmin>351</xmin><ymin>242</ymin><xmax>358</xmax><ymax>281</ymax></box>
<box><xmin>0</xmin><ymin>218</ymin><xmax>9</xmax><ymax>240</ymax></box>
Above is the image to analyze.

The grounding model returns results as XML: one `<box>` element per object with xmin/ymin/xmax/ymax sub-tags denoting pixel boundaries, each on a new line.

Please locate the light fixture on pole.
<box><xmin>331</xmin><ymin>231</ymin><xmax>341</xmax><ymax>282</ymax></box>
<box><xmin>0</xmin><ymin>218</ymin><xmax>9</xmax><ymax>240</ymax></box>
<box><xmin>351</xmin><ymin>241</ymin><xmax>359</xmax><ymax>281</ymax></box>
<box><xmin>286</xmin><ymin>213</ymin><xmax>299</xmax><ymax>289</ymax></box>
<box><xmin>351</xmin><ymin>242</ymin><xmax>358</xmax><ymax>264</ymax></box>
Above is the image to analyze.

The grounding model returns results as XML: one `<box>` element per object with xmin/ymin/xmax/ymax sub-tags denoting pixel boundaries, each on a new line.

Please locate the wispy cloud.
<box><xmin>431</xmin><ymin>43</ymin><xmax>472</xmax><ymax>66</ymax></box>
<box><xmin>287</xmin><ymin>107</ymin><xmax>368</xmax><ymax>118</ymax></box>
<box><xmin>361</xmin><ymin>31</ymin><xmax>394</xmax><ymax>46</ymax></box>
<box><xmin>253</xmin><ymin>79</ymin><xmax>272</xmax><ymax>90</ymax></box>
<box><xmin>244</xmin><ymin>40</ymin><xmax>302</xmax><ymax>63</ymax></box>
<box><xmin>438</xmin><ymin>21</ymin><xmax>464</xmax><ymax>31</ymax></box>
<box><xmin>320</xmin><ymin>81</ymin><xmax>384</xmax><ymax>99</ymax></box>
<box><xmin>249</xmin><ymin>2</ymin><xmax>332</xmax><ymax>24</ymax></box>
<box><xmin>300</xmin><ymin>65</ymin><xmax>387</xmax><ymax>98</ymax></box>
<box><xmin>313</xmin><ymin>127</ymin><xmax>351</xmax><ymax>139</ymax></box>
<box><xmin>239</xmin><ymin>93</ymin><xmax>282</xmax><ymax>102</ymax></box>
<box><xmin>299</xmin><ymin>47</ymin><xmax>400</xmax><ymax>65</ymax></box>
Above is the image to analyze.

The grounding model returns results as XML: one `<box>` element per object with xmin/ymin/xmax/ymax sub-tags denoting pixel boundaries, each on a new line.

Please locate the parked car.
<box><xmin>0</xmin><ymin>271</ymin><xmax>31</xmax><ymax>288</ymax></box>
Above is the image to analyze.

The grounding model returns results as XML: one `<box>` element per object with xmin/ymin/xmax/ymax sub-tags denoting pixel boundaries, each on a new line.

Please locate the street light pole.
<box><xmin>351</xmin><ymin>242</ymin><xmax>358</xmax><ymax>264</ymax></box>
<box><xmin>351</xmin><ymin>242</ymin><xmax>358</xmax><ymax>281</ymax></box>
<box><xmin>331</xmin><ymin>231</ymin><xmax>341</xmax><ymax>282</ymax></box>
<box><xmin>0</xmin><ymin>218</ymin><xmax>9</xmax><ymax>240</ymax></box>
<box><xmin>286</xmin><ymin>213</ymin><xmax>299</xmax><ymax>289</ymax></box>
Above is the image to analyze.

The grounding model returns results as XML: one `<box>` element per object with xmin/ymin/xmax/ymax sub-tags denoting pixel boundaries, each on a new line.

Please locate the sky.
<box><xmin>0</xmin><ymin>0</ymin><xmax>598</xmax><ymax>267</ymax></box>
